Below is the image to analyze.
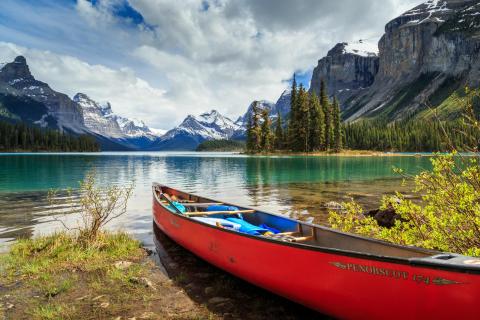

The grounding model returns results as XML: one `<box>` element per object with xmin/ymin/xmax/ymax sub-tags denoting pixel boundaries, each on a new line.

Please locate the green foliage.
<box><xmin>287</xmin><ymin>74</ymin><xmax>298</xmax><ymax>148</ymax></box>
<box><xmin>260</xmin><ymin>109</ymin><xmax>274</xmax><ymax>151</ymax></box>
<box><xmin>196</xmin><ymin>139</ymin><xmax>245</xmax><ymax>151</ymax></box>
<box><xmin>329</xmin><ymin>153</ymin><xmax>480</xmax><ymax>256</ymax></box>
<box><xmin>308</xmin><ymin>91</ymin><xmax>325</xmax><ymax>151</ymax></box>
<box><xmin>48</xmin><ymin>173</ymin><xmax>134</xmax><ymax>243</ymax></box>
<box><xmin>330</xmin><ymin>97</ymin><xmax>480</xmax><ymax>256</ymax></box>
<box><xmin>320</xmin><ymin>80</ymin><xmax>333</xmax><ymax>150</ymax></box>
<box><xmin>295</xmin><ymin>85</ymin><xmax>310</xmax><ymax>152</ymax></box>
<box><xmin>274</xmin><ymin>112</ymin><xmax>285</xmax><ymax>150</ymax></box>
<box><xmin>343</xmin><ymin>118</ymin><xmax>479</xmax><ymax>152</ymax></box>
<box><xmin>332</xmin><ymin>97</ymin><xmax>342</xmax><ymax>152</ymax></box>
<box><xmin>1</xmin><ymin>232</ymin><xmax>142</xmax><ymax>279</ymax></box>
<box><xmin>0</xmin><ymin>120</ymin><xmax>99</xmax><ymax>152</ymax></box>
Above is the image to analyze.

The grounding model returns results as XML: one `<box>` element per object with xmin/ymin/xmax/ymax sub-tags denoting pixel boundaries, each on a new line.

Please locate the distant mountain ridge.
<box><xmin>74</xmin><ymin>93</ymin><xmax>161</xmax><ymax>149</ymax></box>
<box><xmin>148</xmin><ymin>110</ymin><xmax>243</xmax><ymax>150</ymax></box>
<box><xmin>0</xmin><ymin>56</ymin><xmax>162</xmax><ymax>150</ymax></box>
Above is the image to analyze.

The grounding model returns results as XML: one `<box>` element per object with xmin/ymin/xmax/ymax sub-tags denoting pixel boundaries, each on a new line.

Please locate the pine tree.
<box><xmin>308</xmin><ymin>91</ymin><xmax>325</xmax><ymax>151</ymax></box>
<box><xmin>274</xmin><ymin>112</ymin><xmax>284</xmax><ymax>150</ymax></box>
<box><xmin>245</xmin><ymin>114</ymin><xmax>254</xmax><ymax>153</ymax></box>
<box><xmin>287</xmin><ymin>74</ymin><xmax>297</xmax><ymax>150</ymax></box>
<box><xmin>251</xmin><ymin>101</ymin><xmax>262</xmax><ymax>152</ymax></box>
<box><xmin>296</xmin><ymin>85</ymin><xmax>310</xmax><ymax>152</ymax></box>
<box><xmin>261</xmin><ymin>109</ymin><xmax>274</xmax><ymax>151</ymax></box>
<box><xmin>332</xmin><ymin>96</ymin><xmax>342</xmax><ymax>152</ymax></box>
<box><xmin>320</xmin><ymin>79</ymin><xmax>332</xmax><ymax>150</ymax></box>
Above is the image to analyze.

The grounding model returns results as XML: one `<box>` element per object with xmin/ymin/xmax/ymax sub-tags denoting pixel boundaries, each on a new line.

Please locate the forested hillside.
<box><xmin>0</xmin><ymin>121</ymin><xmax>99</xmax><ymax>152</ymax></box>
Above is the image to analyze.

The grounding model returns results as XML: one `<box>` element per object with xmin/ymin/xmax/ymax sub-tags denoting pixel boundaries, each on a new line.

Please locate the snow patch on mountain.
<box><xmin>74</xmin><ymin>93</ymin><xmax>161</xmax><ymax>141</ymax></box>
<box><xmin>342</xmin><ymin>40</ymin><xmax>378</xmax><ymax>57</ymax></box>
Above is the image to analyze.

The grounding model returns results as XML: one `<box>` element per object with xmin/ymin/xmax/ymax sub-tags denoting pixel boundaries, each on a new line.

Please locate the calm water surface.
<box><xmin>0</xmin><ymin>152</ymin><xmax>432</xmax><ymax>249</ymax></box>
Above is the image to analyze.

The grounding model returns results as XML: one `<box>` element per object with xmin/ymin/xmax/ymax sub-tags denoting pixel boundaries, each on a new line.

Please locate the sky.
<box><xmin>0</xmin><ymin>0</ymin><xmax>423</xmax><ymax>130</ymax></box>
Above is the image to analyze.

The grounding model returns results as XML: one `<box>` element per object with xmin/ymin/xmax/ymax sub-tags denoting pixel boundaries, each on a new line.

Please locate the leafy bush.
<box><xmin>329</xmin><ymin>154</ymin><xmax>480</xmax><ymax>256</ymax></box>
<box><xmin>49</xmin><ymin>172</ymin><xmax>134</xmax><ymax>244</ymax></box>
<box><xmin>329</xmin><ymin>88</ymin><xmax>480</xmax><ymax>256</ymax></box>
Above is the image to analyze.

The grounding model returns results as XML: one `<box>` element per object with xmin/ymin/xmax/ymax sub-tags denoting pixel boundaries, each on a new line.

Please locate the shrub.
<box><xmin>329</xmin><ymin>88</ymin><xmax>480</xmax><ymax>256</ymax></box>
<box><xmin>49</xmin><ymin>172</ymin><xmax>134</xmax><ymax>244</ymax></box>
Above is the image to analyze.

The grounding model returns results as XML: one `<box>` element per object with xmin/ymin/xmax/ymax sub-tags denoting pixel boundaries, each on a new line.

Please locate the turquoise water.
<box><xmin>0</xmin><ymin>152</ymin><xmax>432</xmax><ymax>247</ymax></box>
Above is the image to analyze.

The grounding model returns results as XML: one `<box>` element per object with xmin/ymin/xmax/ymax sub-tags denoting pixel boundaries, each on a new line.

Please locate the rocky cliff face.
<box><xmin>73</xmin><ymin>93</ymin><xmax>124</xmax><ymax>138</ymax></box>
<box><xmin>0</xmin><ymin>56</ymin><xmax>86</xmax><ymax>132</ymax></box>
<box><xmin>309</xmin><ymin>41</ymin><xmax>379</xmax><ymax>105</ymax></box>
<box><xmin>74</xmin><ymin>93</ymin><xmax>162</xmax><ymax>149</ymax></box>
<box><xmin>342</xmin><ymin>0</ymin><xmax>480</xmax><ymax>121</ymax></box>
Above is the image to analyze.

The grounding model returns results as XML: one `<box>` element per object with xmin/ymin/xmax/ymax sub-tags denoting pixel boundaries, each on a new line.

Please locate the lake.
<box><xmin>0</xmin><ymin>152</ymin><xmax>432</xmax><ymax>249</ymax></box>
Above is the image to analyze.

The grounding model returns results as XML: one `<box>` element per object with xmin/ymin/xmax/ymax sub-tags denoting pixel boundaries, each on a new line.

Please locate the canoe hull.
<box><xmin>153</xmin><ymin>195</ymin><xmax>479</xmax><ymax>320</ymax></box>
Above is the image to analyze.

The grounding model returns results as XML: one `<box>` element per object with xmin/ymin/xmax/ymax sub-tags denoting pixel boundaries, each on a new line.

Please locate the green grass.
<box><xmin>30</xmin><ymin>303</ymin><xmax>74</xmax><ymax>320</ymax></box>
<box><xmin>418</xmin><ymin>88</ymin><xmax>480</xmax><ymax>121</ymax></box>
<box><xmin>1</xmin><ymin>232</ymin><xmax>143</xmax><ymax>280</ymax></box>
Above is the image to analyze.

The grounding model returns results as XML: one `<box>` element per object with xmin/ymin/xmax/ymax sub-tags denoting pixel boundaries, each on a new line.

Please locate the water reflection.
<box><xmin>0</xmin><ymin>152</ymin><xmax>432</xmax><ymax>248</ymax></box>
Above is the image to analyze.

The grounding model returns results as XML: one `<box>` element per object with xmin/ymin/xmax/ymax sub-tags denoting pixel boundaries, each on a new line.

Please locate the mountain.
<box><xmin>0</xmin><ymin>56</ymin><xmax>85</xmax><ymax>132</ymax></box>
<box><xmin>235</xmin><ymin>91</ymin><xmax>293</xmax><ymax>127</ymax></box>
<box><xmin>309</xmin><ymin>0</ymin><xmax>480</xmax><ymax>122</ymax></box>
<box><xmin>73</xmin><ymin>93</ymin><xmax>162</xmax><ymax>150</ymax></box>
<box><xmin>309</xmin><ymin>41</ymin><xmax>379</xmax><ymax>105</ymax></box>
<box><xmin>0</xmin><ymin>56</ymin><xmax>161</xmax><ymax>151</ymax></box>
<box><xmin>149</xmin><ymin>110</ymin><xmax>242</xmax><ymax>150</ymax></box>
<box><xmin>235</xmin><ymin>100</ymin><xmax>276</xmax><ymax>127</ymax></box>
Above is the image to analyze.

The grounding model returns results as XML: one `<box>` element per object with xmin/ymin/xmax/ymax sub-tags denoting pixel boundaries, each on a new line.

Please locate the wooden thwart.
<box><xmin>291</xmin><ymin>236</ymin><xmax>313</xmax><ymax>242</ymax></box>
<box><xmin>185</xmin><ymin>209</ymin><xmax>255</xmax><ymax>217</ymax></box>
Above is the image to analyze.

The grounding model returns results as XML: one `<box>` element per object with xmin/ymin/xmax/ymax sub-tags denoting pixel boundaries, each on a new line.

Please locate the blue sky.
<box><xmin>0</xmin><ymin>0</ymin><xmax>421</xmax><ymax>129</ymax></box>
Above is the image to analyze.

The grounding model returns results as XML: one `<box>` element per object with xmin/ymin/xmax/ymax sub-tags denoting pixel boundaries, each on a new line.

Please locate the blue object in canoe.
<box><xmin>225</xmin><ymin>217</ymin><xmax>270</xmax><ymax>235</ymax></box>
<box><xmin>191</xmin><ymin>217</ymin><xmax>241</xmax><ymax>231</ymax></box>
<box><xmin>207</xmin><ymin>205</ymin><xmax>239</xmax><ymax>212</ymax></box>
<box><xmin>207</xmin><ymin>205</ymin><xmax>241</xmax><ymax>219</ymax></box>
<box><xmin>168</xmin><ymin>201</ymin><xmax>186</xmax><ymax>213</ymax></box>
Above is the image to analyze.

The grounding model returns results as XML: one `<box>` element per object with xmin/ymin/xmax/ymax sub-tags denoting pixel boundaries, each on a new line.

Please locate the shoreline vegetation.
<box><xmin>328</xmin><ymin>91</ymin><xmax>480</xmax><ymax>257</ymax></box>
<box><xmin>245</xmin><ymin>78</ymin><xmax>480</xmax><ymax>155</ymax></box>
<box><xmin>0</xmin><ymin>232</ymin><xmax>218</xmax><ymax>319</ymax></box>
<box><xmin>0</xmin><ymin>174</ymin><xmax>215</xmax><ymax>319</ymax></box>
<box><xmin>0</xmin><ymin>120</ymin><xmax>100</xmax><ymax>152</ymax></box>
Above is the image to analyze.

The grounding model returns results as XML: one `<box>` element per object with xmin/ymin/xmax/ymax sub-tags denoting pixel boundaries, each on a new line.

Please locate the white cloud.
<box><xmin>0</xmin><ymin>0</ymin><xmax>424</xmax><ymax>129</ymax></box>
<box><xmin>0</xmin><ymin>42</ymin><xmax>175</xmax><ymax>130</ymax></box>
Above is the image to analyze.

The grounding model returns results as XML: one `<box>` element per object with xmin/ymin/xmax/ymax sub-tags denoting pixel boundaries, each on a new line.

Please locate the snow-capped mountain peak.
<box><xmin>149</xmin><ymin>109</ymin><xmax>243</xmax><ymax>150</ymax></box>
<box><xmin>74</xmin><ymin>92</ymin><xmax>162</xmax><ymax>142</ymax></box>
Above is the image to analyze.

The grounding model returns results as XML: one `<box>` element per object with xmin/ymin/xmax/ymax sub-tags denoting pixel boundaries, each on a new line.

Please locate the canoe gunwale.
<box><xmin>152</xmin><ymin>182</ymin><xmax>480</xmax><ymax>274</ymax></box>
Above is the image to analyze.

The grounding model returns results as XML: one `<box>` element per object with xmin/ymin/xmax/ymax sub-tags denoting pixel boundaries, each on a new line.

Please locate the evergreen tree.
<box><xmin>296</xmin><ymin>85</ymin><xmax>310</xmax><ymax>152</ymax></box>
<box><xmin>274</xmin><ymin>112</ymin><xmax>284</xmax><ymax>150</ymax></box>
<box><xmin>332</xmin><ymin>96</ymin><xmax>342</xmax><ymax>152</ymax></box>
<box><xmin>261</xmin><ymin>109</ymin><xmax>274</xmax><ymax>151</ymax></box>
<box><xmin>251</xmin><ymin>101</ymin><xmax>262</xmax><ymax>152</ymax></box>
<box><xmin>0</xmin><ymin>120</ymin><xmax>99</xmax><ymax>152</ymax></box>
<box><xmin>320</xmin><ymin>79</ymin><xmax>332</xmax><ymax>150</ymax></box>
<box><xmin>287</xmin><ymin>74</ymin><xmax>297</xmax><ymax>150</ymax></box>
<box><xmin>308</xmin><ymin>91</ymin><xmax>325</xmax><ymax>151</ymax></box>
<box><xmin>245</xmin><ymin>114</ymin><xmax>254</xmax><ymax>152</ymax></box>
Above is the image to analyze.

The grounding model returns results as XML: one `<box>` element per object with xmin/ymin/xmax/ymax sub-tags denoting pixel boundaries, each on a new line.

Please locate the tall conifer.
<box><xmin>274</xmin><ymin>112</ymin><xmax>284</xmax><ymax>150</ymax></box>
<box><xmin>287</xmin><ymin>74</ymin><xmax>297</xmax><ymax>150</ymax></box>
<box><xmin>320</xmin><ymin>79</ymin><xmax>332</xmax><ymax>150</ymax></box>
<box><xmin>332</xmin><ymin>96</ymin><xmax>342</xmax><ymax>152</ymax></box>
<box><xmin>308</xmin><ymin>91</ymin><xmax>325</xmax><ymax>151</ymax></box>
<box><xmin>251</xmin><ymin>102</ymin><xmax>262</xmax><ymax>152</ymax></box>
<box><xmin>261</xmin><ymin>109</ymin><xmax>274</xmax><ymax>151</ymax></box>
<box><xmin>296</xmin><ymin>85</ymin><xmax>310</xmax><ymax>152</ymax></box>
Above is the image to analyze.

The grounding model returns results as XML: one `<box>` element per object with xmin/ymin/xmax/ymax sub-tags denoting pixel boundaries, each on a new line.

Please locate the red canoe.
<box><xmin>152</xmin><ymin>183</ymin><xmax>480</xmax><ymax>320</ymax></box>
